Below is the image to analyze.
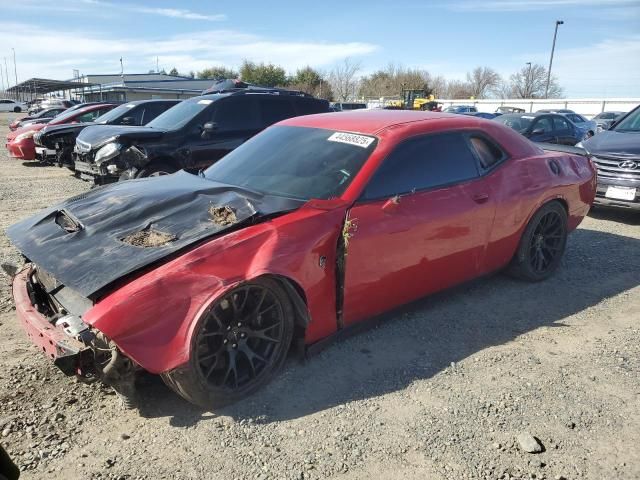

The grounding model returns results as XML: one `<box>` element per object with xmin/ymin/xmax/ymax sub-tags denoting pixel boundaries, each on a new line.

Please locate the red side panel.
<box><xmin>83</xmin><ymin>206</ymin><xmax>346</xmax><ymax>374</ymax></box>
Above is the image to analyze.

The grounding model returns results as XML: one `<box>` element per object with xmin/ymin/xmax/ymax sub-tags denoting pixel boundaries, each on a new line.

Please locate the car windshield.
<box><xmin>147</xmin><ymin>96</ymin><xmax>217</xmax><ymax>130</ymax></box>
<box><xmin>204</xmin><ymin>125</ymin><xmax>377</xmax><ymax>200</ymax></box>
<box><xmin>612</xmin><ymin>108</ymin><xmax>640</xmax><ymax>133</ymax></box>
<box><xmin>50</xmin><ymin>107</ymin><xmax>91</xmax><ymax>124</ymax></box>
<box><xmin>494</xmin><ymin>114</ymin><xmax>534</xmax><ymax>132</ymax></box>
<box><xmin>94</xmin><ymin>103</ymin><xmax>134</xmax><ymax>124</ymax></box>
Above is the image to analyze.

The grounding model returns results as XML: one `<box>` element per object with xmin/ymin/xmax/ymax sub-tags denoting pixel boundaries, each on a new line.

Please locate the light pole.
<box><xmin>0</xmin><ymin>63</ymin><xmax>4</xmax><ymax>94</ymax></box>
<box><xmin>12</xmin><ymin>48</ymin><xmax>19</xmax><ymax>101</ymax></box>
<box><xmin>526</xmin><ymin>62</ymin><xmax>532</xmax><ymax>98</ymax></box>
<box><xmin>3</xmin><ymin>57</ymin><xmax>10</xmax><ymax>99</ymax></box>
<box><xmin>545</xmin><ymin>20</ymin><xmax>563</xmax><ymax>98</ymax></box>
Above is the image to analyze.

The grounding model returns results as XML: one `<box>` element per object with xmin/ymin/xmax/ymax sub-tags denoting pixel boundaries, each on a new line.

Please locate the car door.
<box><xmin>188</xmin><ymin>96</ymin><xmax>261</xmax><ymax>169</ymax></box>
<box><xmin>0</xmin><ymin>100</ymin><xmax>12</xmax><ymax>112</ymax></box>
<box><xmin>553</xmin><ymin>115</ymin><xmax>578</xmax><ymax>145</ymax></box>
<box><xmin>341</xmin><ymin>131</ymin><xmax>497</xmax><ymax>326</ymax></box>
<box><xmin>527</xmin><ymin>116</ymin><xmax>556</xmax><ymax>143</ymax></box>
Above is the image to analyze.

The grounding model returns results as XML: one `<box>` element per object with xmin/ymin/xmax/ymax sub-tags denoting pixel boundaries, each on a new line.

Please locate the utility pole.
<box><xmin>526</xmin><ymin>62</ymin><xmax>532</xmax><ymax>98</ymax></box>
<box><xmin>545</xmin><ymin>20</ymin><xmax>563</xmax><ymax>99</ymax></box>
<box><xmin>3</xmin><ymin>57</ymin><xmax>10</xmax><ymax>99</ymax></box>
<box><xmin>12</xmin><ymin>48</ymin><xmax>18</xmax><ymax>101</ymax></box>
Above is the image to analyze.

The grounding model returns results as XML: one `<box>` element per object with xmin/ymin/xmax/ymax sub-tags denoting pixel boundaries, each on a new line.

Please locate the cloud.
<box><xmin>448</xmin><ymin>0</ymin><xmax>638</xmax><ymax>11</ymax></box>
<box><xmin>0</xmin><ymin>23</ymin><xmax>378</xmax><ymax>81</ymax></box>
<box><xmin>78</xmin><ymin>0</ymin><xmax>226</xmax><ymax>21</ymax></box>
<box><xmin>134</xmin><ymin>7</ymin><xmax>226</xmax><ymax>21</ymax></box>
<box><xmin>516</xmin><ymin>35</ymin><xmax>640</xmax><ymax>97</ymax></box>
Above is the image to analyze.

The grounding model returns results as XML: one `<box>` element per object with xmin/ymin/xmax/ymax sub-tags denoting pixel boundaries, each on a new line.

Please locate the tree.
<box><xmin>359</xmin><ymin>64</ymin><xmax>433</xmax><ymax>98</ymax></box>
<box><xmin>239</xmin><ymin>60</ymin><xmax>288</xmax><ymax>87</ymax></box>
<box><xmin>196</xmin><ymin>66</ymin><xmax>238</xmax><ymax>80</ymax></box>
<box><xmin>329</xmin><ymin>58</ymin><xmax>361</xmax><ymax>102</ymax></box>
<box><xmin>509</xmin><ymin>63</ymin><xmax>562</xmax><ymax>99</ymax></box>
<box><xmin>430</xmin><ymin>75</ymin><xmax>448</xmax><ymax>98</ymax></box>
<box><xmin>466</xmin><ymin>66</ymin><xmax>501</xmax><ymax>99</ymax></box>
<box><xmin>169</xmin><ymin>67</ymin><xmax>179</xmax><ymax>76</ymax></box>
<box><xmin>288</xmin><ymin>66</ymin><xmax>333</xmax><ymax>100</ymax></box>
<box><xmin>445</xmin><ymin>80</ymin><xmax>474</xmax><ymax>99</ymax></box>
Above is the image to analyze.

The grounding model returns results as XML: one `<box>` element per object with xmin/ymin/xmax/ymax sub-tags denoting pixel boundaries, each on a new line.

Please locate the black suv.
<box><xmin>34</xmin><ymin>99</ymin><xmax>180</xmax><ymax>167</ymax></box>
<box><xmin>74</xmin><ymin>88</ymin><xmax>330</xmax><ymax>183</ymax></box>
<box><xmin>579</xmin><ymin>105</ymin><xmax>640</xmax><ymax>211</ymax></box>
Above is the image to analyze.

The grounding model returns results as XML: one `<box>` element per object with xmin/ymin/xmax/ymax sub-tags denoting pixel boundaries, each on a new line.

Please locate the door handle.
<box><xmin>472</xmin><ymin>193</ymin><xmax>490</xmax><ymax>204</ymax></box>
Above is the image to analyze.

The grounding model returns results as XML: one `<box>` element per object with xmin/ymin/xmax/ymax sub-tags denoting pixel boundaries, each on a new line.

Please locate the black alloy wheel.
<box><xmin>508</xmin><ymin>201</ymin><xmax>568</xmax><ymax>282</ymax></box>
<box><xmin>162</xmin><ymin>278</ymin><xmax>294</xmax><ymax>408</ymax></box>
<box><xmin>528</xmin><ymin>210</ymin><xmax>564</xmax><ymax>274</ymax></box>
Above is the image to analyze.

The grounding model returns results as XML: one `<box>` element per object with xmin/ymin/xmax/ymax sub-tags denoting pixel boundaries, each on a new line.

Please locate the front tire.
<box><xmin>13</xmin><ymin>106</ymin><xmax>21</xmax><ymax>113</ymax></box>
<box><xmin>508</xmin><ymin>201</ymin><xmax>568</xmax><ymax>282</ymax></box>
<box><xmin>162</xmin><ymin>278</ymin><xmax>295</xmax><ymax>409</ymax></box>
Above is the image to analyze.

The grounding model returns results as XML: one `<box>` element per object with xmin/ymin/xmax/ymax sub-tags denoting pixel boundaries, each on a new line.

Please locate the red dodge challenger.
<box><xmin>5</xmin><ymin>103</ymin><xmax>114</xmax><ymax>160</ymax></box>
<box><xmin>6</xmin><ymin>110</ymin><xmax>596</xmax><ymax>408</ymax></box>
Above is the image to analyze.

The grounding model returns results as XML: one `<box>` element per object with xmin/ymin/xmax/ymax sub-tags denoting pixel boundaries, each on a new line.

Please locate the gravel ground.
<box><xmin>0</xmin><ymin>112</ymin><xmax>639</xmax><ymax>480</ymax></box>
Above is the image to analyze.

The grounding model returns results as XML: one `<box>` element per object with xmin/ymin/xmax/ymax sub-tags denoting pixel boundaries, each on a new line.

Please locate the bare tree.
<box><xmin>509</xmin><ymin>63</ymin><xmax>562</xmax><ymax>99</ymax></box>
<box><xmin>466</xmin><ymin>66</ymin><xmax>501</xmax><ymax>99</ymax></box>
<box><xmin>430</xmin><ymin>75</ymin><xmax>447</xmax><ymax>98</ymax></box>
<box><xmin>329</xmin><ymin>58</ymin><xmax>361</xmax><ymax>101</ymax></box>
<box><xmin>445</xmin><ymin>80</ymin><xmax>474</xmax><ymax>99</ymax></box>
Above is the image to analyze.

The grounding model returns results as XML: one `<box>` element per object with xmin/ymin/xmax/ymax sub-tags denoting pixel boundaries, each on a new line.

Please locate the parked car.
<box><xmin>330</xmin><ymin>102</ymin><xmax>367</xmax><ymax>111</ymax></box>
<box><xmin>536</xmin><ymin>109</ymin><xmax>575</xmax><ymax>114</ymax></box>
<box><xmin>561</xmin><ymin>113</ymin><xmax>597</xmax><ymax>139</ymax></box>
<box><xmin>577</xmin><ymin>105</ymin><xmax>640</xmax><ymax>211</ymax></box>
<box><xmin>74</xmin><ymin>88</ymin><xmax>330</xmax><ymax>184</ymax></box>
<box><xmin>592</xmin><ymin>111</ymin><xmax>626</xmax><ymax>132</ymax></box>
<box><xmin>462</xmin><ymin>112</ymin><xmax>499</xmax><ymax>119</ymax></box>
<box><xmin>34</xmin><ymin>99</ymin><xmax>181</xmax><ymax>167</ymax></box>
<box><xmin>6</xmin><ymin>110</ymin><xmax>595</xmax><ymax>408</ymax></box>
<box><xmin>0</xmin><ymin>99</ymin><xmax>27</xmax><ymax>113</ymax></box>
<box><xmin>494</xmin><ymin>112</ymin><xmax>584</xmax><ymax>145</ymax></box>
<box><xmin>496</xmin><ymin>106</ymin><xmax>525</xmax><ymax>114</ymax></box>
<box><xmin>28</xmin><ymin>99</ymin><xmax>78</xmax><ymax>115</ymax></box>
<box><xmin>9</xmin><ymin>107</ymin><xmax>68</xmax><ymax>131</ymax></box>
<box><xmin>6</xmin><ymin>104</ymin><xmax>116</xmax><ymax>161</ymax></box>
<box><xmin>444</xmin><ymin>105</ymin><xmax>478</xmax><ymax>114</ymax></box>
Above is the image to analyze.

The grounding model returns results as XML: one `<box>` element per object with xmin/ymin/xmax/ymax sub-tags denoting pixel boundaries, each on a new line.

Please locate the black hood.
<box><xmin>40</xmin><ymin>122</ymin><xmax>93</xmax><ymax>139</ymax></box>
<box><xmin>77</xmin><ymin>124</ymin><xmax>166</xmax><ymax>150</ymax></box>
<box><xmin>7</xmin><ymin>171</ymin><xmax>304</xmax><ymax>298</ymax></box>
<box><xmin>582</xmin><ymin>130</ymin><xmax>640</xmax><ymax>157</ymax></box>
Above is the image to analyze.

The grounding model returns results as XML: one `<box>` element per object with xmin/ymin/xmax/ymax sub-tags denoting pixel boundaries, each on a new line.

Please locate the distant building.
<box><xmin>76</xmin><ymin>73</ymin><xmax>214</xmax><ymax>101</ymax></box>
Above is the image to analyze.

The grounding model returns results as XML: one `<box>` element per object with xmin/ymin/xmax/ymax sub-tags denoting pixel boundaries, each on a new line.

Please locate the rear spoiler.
<box><xmin>536</xmin><ymin>142</ymin><xmax>589</xmax><ymax>157</ymax></box>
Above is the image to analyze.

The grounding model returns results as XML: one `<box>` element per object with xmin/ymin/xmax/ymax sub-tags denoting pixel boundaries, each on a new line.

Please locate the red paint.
<box><xmin>15</xmin><ymin>111</ymin><xmax>596</xmax><ymax>375</ymax></box>
<box><xmin>5</xmin><ymin>104</ymin><xmax>115</xmax><ymax>160</ymax></box>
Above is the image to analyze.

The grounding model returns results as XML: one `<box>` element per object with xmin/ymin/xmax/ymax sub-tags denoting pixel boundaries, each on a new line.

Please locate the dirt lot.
<box><xmin>0</xmin><ymin>112</ymin><xmax>638</xmax><ymax>480</ymax></box>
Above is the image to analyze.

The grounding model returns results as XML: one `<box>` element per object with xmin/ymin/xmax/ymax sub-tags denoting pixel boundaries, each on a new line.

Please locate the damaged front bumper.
<box><xmin>12</xmin><ymin>268</ymin><xmax>95</xmax><ymax>377</ymax></box>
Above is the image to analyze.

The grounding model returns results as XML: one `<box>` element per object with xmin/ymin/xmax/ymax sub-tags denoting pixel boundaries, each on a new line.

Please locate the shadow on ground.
<box><xmin>588</xmin><ymin>205</ymin><xmax>640</xmax><ymax>226</ymax></box>
<box><xmin>135</xmin><ymin>228</ymin><xmax>640</xmax><ymax>426</ymax></box>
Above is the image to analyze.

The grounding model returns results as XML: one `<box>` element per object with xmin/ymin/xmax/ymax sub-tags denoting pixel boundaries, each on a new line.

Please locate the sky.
<box><xmin>0</xmin><ymin>0</ymin><xmax>638</xmax><ymax>98</ymax></box>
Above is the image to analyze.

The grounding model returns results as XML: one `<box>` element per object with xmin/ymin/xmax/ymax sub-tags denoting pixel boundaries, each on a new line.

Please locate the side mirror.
<box><xmin>531</xmin><ymin>128</ymin><xmax>545</xmax><ymax>135</ymax></box>
<box><xmin>202</xmin><ymin>122</ymin><xmax>218</xmax><ymax>138</ymax></box>
<box><xmin>121</xmin><ymin>116</ymin><xmax>136</xmax><ymax>126</ymax></box>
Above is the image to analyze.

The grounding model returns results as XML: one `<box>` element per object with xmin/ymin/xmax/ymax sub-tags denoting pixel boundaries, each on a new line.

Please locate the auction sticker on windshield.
<box><xmin>328</xmin><ymin>132</ymin><xmax>375</xmax><ymax>148</ymax></box>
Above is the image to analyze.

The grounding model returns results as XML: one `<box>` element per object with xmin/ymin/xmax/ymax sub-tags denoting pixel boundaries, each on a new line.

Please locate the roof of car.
<box><xmin>278</xmin><ymin>110</ymin><xmax>460</xmax><ymax>135</ymax></box>
<box><xmin>125</xmin><ymin>99</ymin><xmax>182</xmax><ymax>105</ymax></box>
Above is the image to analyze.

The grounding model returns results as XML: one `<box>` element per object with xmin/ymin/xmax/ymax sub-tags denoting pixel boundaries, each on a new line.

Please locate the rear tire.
<box><xmin>508</xmin><ymin>201</ymin><xmax>568</xmax><ymax>282</ymax></box>
<box><xmin>162</xmin><ymin>278</ymin><xmax>295</xmax><ymax>409</ymax></box>
<box><xmin>135</xmin><ymin>162</ymin><xmax>177</xmax><ymax>178</ymax></box>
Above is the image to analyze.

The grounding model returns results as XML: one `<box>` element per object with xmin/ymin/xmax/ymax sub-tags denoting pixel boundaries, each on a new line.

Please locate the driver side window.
<box><xmin>362</xmin><ymin>132</ymin><xmax>480</xmax><ymax>201</ymax></box>
<box><xmin>532</xmin><ymin>117</ymin><xmax>553</xmax><ymax>133</ymax></box>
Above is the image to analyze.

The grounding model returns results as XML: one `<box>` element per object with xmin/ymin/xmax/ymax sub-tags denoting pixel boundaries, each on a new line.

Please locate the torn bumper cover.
<box><xmin>12</xmin><ymin>268</ymin><xmax>94</xmax><ymax>376</ymax></box>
